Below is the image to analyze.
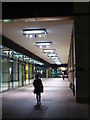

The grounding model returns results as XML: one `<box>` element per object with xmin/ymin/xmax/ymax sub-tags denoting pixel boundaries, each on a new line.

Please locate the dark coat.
<box><xmin>33</xmin><ymin>78</ymin><xmax>43</xmax><ymax>94</ymax></box>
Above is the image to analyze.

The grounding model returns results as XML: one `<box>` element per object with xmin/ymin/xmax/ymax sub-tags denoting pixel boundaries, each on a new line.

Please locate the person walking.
<box><xmin>62</xmin><ymin>72</ymin><xmax>65</xmax><ymax>80</ymax></box>
<box><xmin>33</xmin><ymin>74</ymin><xmax>43</xmax><ymax>106</ymax></box>
<box><xmin>63</xmin><ymin>74</ymin><xmax>64</xmax><ymax>80</ymax></box>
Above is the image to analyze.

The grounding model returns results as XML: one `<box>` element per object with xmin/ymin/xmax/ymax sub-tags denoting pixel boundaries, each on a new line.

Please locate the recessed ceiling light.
<box><xmin>56</xmin><ymin>62</ymin><xmax>61</xmax><ymax>65</ymax></box>
<box><xmin>48</xmin><ymin>53</ymin><xmax>57</xmax><ymax>57</ymax></box>
<box><xmin>39</xmin><ymin>34</ymin><xmax>42</xmax><ymax>37</ymax></box>
<box><xmin>29</xmin><ymin>34</ymin><xmax>34</xmax><ymax>39</ymax></box>
<box><xmin>23</xmin><ymin>28</ymin><xmax>47</xmax><ymax>39</ymax></box>
<box><xmin>36</xmin><ymin>42</ymin><xmax>53</xmax><ymax>48</ymax></box>
<box><xmin>51</xmin><ymin>56</ymin><xmax>58</xmax><ymax>60</ymax></box>
<box><xmin>23</xmin><ymin>28</ymin><xmax>47</xmax><ymax>36</ymax></box>
<box><xmin>43</xmin><ymin>49</ymin><xmax>55</xmax><ymax>53</ymax></box>
<box><xmin>40</xmin><ymin>46</ymin><xmax>42</xmax><ymax>48</ymax></box>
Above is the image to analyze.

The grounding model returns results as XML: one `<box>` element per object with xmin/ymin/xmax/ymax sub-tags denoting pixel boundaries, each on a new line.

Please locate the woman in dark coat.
<box><xmin>33</xmin><ymin>74</ymin><xmax>43</xmax><ymax>106</ymax></box>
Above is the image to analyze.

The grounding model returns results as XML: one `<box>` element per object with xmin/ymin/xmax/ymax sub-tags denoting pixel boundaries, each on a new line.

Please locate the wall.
<box><xmin>74</xmin><ymin>3</ymin><xmax>88</xmax><ymax>103</ymax></box>
<box><xmin>68</xmin><ymin>28</ymin><xmax>76</xmax><ymax>97</ymax></box>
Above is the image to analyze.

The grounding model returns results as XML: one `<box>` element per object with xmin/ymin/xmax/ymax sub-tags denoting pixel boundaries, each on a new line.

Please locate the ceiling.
<box><xmin>1</xmin><ymin>17</ymin><xmax>73</xmax><ymax>64</ymax></box>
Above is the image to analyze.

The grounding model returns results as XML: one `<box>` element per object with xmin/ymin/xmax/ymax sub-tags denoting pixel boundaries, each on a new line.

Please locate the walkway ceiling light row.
<box><xmin>43</xmin><ymin>48</ymin><xmax>61</xmax><ymax>64</ymax></box>
<box><xmin>48</xmin><ymin>53</ymin><xmax>61</xmax><ymax>65</ymax></box>
<box><xmin>23</xmin><ymin>28</ymin><xmax>61</xmax><ymax>65</ymax></box>
<box><xmin>23</xmin><ymin>28</ymin><xmax>48</xmax><ymax>39</ymax></box>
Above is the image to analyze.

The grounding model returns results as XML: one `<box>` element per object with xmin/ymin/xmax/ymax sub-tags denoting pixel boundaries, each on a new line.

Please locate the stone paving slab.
<box><xmin>1</xmin><ymin>78</ymin><xmax>88</xmax><ymax>119</ymax></box>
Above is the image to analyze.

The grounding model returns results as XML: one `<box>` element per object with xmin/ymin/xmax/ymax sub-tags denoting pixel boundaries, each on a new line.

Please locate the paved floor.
<box><xmin>1</xmin><ymin>78</ymin><xmax>88</xmax><ymax>119</ymax></box>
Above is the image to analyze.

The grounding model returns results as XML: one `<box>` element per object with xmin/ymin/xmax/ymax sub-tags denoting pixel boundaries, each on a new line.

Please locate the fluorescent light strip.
<box><xmin>36</xmin><ymin>42</ymin><xmax>52</xmax><ymax>46</ymax></box>
<box><xmin>43</xmin><ymin>49</ymin><xmax>61</xmax><ymax>65</ymax></box>
<box><xmin>57</xmin><ymin>62</ymin><xmax>61</xmax><ymax>64</ymax></box>
<box><xmin>51</xmin><ymin>56</ymin><xmax>58</xmax><ymax>59</ymax></box>
<box><xmin>50</xmin><ymin>56</ymin><xmax>61</xmax><ymax>65</ymax></box>
<box><xmin>23</xmin><ymin>29</ymin><xmax>47</xmax><ymax>35</ymax></box>
<box><xmin>48</xmin><ymin>53</ymin><xmax>57</xmax><ymax>57</ymax></box>
<box><xmin>43</xmin><ymin>49</ymin><xmax>55</xmax><ymax>53</ymax></box>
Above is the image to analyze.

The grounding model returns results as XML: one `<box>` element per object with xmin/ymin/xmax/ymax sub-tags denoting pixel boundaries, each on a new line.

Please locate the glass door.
<box><xmin>9</xmin><ymin>61</ymin><xmax>13</xmax><ymax>90</ymax></box>
<box><xmin>19</xmin><ymin>63</ymin><xmax>23</xmax><ymax>87</ymax></box>
<box><xmin>2</xmin><ymin>56</ymin><xmax>9</xmax><ymax>91</ymax></box>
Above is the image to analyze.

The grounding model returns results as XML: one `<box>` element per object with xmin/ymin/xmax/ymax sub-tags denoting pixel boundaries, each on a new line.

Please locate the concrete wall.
<box><xmin>74</xmin><ymin>3</ymin><xmax>88</xmax><ymax>103</ymax></box>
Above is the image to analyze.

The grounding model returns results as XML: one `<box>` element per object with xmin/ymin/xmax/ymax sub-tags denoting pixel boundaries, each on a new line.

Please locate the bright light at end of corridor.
<box><xmin>61</xmin><ymin>67</ymin><xmax>67</xmax><ymax>71</ymax></box>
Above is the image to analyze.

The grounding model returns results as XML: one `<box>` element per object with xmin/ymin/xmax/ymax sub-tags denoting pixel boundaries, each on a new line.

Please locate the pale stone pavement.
<box><xmin>1</xmin><ymin>78</ymin><xmax>88</xmax><ymax>119</ymax></box>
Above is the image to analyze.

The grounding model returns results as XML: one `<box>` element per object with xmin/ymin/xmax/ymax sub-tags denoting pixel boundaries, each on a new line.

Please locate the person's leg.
<box><xmin>36</xmin><ymin>93</ymin><xmax>41</xmax><ymax>105</ymax></box>
<box><xmin>39</xmin><ymin>93</ymin><xmax>41</xmax><ymax>104</ymax></box>
<box><xmin>36</xmin><ymin>94</ymin><xmax>38</xmax><ymax>104</ymax></box>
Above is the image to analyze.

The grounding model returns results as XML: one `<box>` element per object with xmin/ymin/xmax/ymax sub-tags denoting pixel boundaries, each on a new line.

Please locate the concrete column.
<box><xmin>74</xmin><ymin>3</ymin><xmax>88</xmax><ymax>103</ymax></box>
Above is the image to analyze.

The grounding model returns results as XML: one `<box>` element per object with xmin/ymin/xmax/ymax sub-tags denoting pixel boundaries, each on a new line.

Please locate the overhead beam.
<box><xmin>2</xmin><ymin>2</ymin><xmax>73</xmax><ymax>19</ymax></box>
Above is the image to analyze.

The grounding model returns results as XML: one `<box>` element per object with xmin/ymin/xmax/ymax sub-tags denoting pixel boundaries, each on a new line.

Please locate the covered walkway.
<box><xmin>2</xmin><ymin>78</ymin><xmax>88</xmax><ymax>119</ymax></box>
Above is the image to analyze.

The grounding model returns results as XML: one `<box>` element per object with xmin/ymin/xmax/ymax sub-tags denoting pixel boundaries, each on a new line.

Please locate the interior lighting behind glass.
<box><xmin>61</xmin><ymin>67</ymin><xmax>66</xmax><ymax>71</ymax></box>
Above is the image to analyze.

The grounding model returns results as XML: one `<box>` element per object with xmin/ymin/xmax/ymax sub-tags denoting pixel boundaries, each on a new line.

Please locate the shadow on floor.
<box><xmin>34</xmin><ymin>104</ymin><xmax>48</xmax><ymax>112</ymax></box>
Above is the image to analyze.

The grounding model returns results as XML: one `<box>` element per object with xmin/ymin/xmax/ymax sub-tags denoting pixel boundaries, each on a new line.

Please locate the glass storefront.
<box><xmin>9</xmin><ymin>61</ymin><xmax>13</xmax><ymax>90</ymax></box>
<box><xmin>1</xmin><ymin>45</ymin><xmax>44</xmax><ymax>92</ymax></box>
<box><xmin>19</xmin><ymin>63</ymin><xmax>23</xmax><ymax>87</ymax></box>
<box><xmin>1</xmin><ymin>45</ymin><xmax>68</xmax><ymax>93</ymax></box>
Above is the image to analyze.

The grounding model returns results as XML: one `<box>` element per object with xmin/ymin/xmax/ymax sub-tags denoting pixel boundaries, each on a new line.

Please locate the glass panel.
<box><xmin>18</xmin><ymin>53</ymin><xmax>23</xmax><ymax>61</ymax></box>
<box><xmin>19</xmin><ymin>63</ymin><xmax>23</xmax><ymax>86</ymax></box>
<box><xmin>34</xmin><ymin>66</ymin><xmax>36</xmax><ymax>79</ymax></box>
<box><xmin>26</xmin><ymin>64</ymin><xmax>29</xmax><ymax>85</ymax></box>
<box><xmin>23</xmin><ymin>64</ymin><xmax>26</xmax><ymax>85</ymax></box>
<box><xmin>13</xmin><ymin>51</ymin><xmax>19</xmax><ymax>59</ymax></box>
<box><xmin>13</xmin><ymin>59</ymin><xmax>18</xmax><ymax>88</ymax></box>
<box><xmin>30</xmin><ymin>64</ymin><xmax>32</xmax><ymax>79</ymax></box>
<box><xmin>1</xmin><ymin>46</ymin><xmax>45</xmax><ymax>91</ymax></box>
<box><xmin>22</xmin><ymin>64</ymin><xmax>24</xmax><ymax>86</ymax></box>
<box><xmin>28</xmin><ymin>65</ymin><xmax>30</xmax><ymax>83</ymax></box>
<box><xmin>2</xmin><ymin>56</ymin><xmax>8</xmax><ymax>91</ymax></box>
<box><xmin>9</xmin><ymin>61</ymin><xmax>13</xmax><ymax>90</ymax></box>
